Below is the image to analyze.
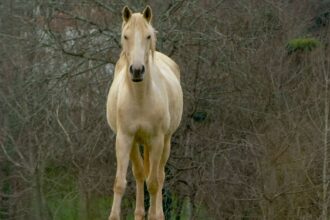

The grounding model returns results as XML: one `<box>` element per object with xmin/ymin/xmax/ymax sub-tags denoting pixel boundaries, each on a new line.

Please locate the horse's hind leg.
<box><xmin>131</xmin><ymin>144</ymin><xmax>145</xmax><ymax>220</ymax></box>
<box><xmin>109</xmin><ymin>132</ymin><xmax>133</xmax><ymax>220</ymax></box>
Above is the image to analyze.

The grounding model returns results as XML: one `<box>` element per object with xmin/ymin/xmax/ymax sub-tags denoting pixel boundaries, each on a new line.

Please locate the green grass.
<box><xmin>48</xmin><ymin>194</ymin><xmax>79</xmax><ymax>220</ymax></box>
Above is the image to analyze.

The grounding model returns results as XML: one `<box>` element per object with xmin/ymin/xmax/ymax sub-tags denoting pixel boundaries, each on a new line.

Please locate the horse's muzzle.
<box><xmin>130</xmin><ymin>65</ymin><xmax>145</xmax><ymax>82</ymax></box>
<box><xmin>132</xmin><ymin>78</ymin><xmax>143</xmax><ymax>82</ymax></box>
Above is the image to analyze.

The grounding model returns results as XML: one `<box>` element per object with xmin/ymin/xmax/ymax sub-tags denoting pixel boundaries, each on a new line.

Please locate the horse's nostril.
<box><xmin>129</xmin><ymin>65</ymin><xmax>133</xmax><ymax>74</ymax></box>
<box><xmin>141</xmin><ymin>65</ymin><xmax>145</xmax><ymax>74</ymax></box>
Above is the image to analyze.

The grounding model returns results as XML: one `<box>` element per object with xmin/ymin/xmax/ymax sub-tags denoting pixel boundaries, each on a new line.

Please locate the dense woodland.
<box><xmin>1</xmin><ymin>0</ymin><xmax>330</xmax><ymax>219</ymax></box>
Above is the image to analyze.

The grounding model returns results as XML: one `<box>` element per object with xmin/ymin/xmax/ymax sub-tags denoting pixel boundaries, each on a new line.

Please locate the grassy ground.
<box><xmin>45</xmin><ymin>176</ymin><xmax>210</xmax><ymax>219</ymax></box>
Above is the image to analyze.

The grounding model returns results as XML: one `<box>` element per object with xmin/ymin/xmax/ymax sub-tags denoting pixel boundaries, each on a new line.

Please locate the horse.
<box><xmin>106</xmin><ymin>5</ymin><xmax>183</xmax><ymax>220</ymax></box>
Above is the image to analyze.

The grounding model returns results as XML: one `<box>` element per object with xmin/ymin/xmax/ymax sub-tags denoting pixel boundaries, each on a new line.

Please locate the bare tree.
<box><xmin>1</xmin><ymin>0</ymin><xmax>330</xmax><ymax>219</ymax></box>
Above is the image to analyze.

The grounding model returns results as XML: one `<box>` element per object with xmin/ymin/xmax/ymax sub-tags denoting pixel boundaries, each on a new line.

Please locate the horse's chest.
<box><xmin>119</xmin><ymin>102</ymin><xmax>169</xmax><ymax>135</ymax></box>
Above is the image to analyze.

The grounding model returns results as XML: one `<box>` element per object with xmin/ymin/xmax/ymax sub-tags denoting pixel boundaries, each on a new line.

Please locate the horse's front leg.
<box><xmin>131</xmin><ymin>144</ymin><xmax>145</xmax><ymax>220</ymax></box>
<box><xmin>146</xmin><ymin>134</ymin><xmax>164</xmax><ymax>220</ymax></box>
<box><xmin>156</xmin><ymin>136</ymin><xmax>171</xmax><ymax>220</ymax></box>
<box><xmin>109</xmin><ymin>132</ymin><xmax>133</xmax><ymax>220</ymax></box>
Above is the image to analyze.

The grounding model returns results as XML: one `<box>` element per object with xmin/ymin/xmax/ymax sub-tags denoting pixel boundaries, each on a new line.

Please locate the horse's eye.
<box><xmin>147</xmin><ymin>35</ymin><xmax>151</xmax><ymax>39</ymax></box>
<box><xmin>124</xmin><ymin>35</ymin><xmax>128</xmax><ymax>40</ymax></box>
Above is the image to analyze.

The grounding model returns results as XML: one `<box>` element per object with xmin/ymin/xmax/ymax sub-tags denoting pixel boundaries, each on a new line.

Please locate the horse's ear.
<box><xmin>143</xmin><ymin>5</ymin><xmax>152</xmax><ymax>23</ymax></box>
<box><xmin>122</xmin><ymin>6</ymin><xmax>132</xmax><ymax>22</ymax></box>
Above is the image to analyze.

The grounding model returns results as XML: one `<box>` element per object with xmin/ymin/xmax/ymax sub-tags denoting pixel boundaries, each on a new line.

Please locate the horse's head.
<box><xmin>121</xmin><ymin>6</ymin><xmax>156</xmax><ymax>82</ymax></box>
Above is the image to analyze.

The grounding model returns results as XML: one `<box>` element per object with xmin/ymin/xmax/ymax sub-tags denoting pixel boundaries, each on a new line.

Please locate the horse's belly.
<box><xmin>132</xmin><ymin>121</ymin><xmax>158</xmax><ymax>142</ymax></box>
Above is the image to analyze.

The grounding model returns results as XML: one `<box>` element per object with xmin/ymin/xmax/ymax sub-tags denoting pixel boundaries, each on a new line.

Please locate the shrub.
<box><xmin>286</xmin><ymin>37</ymin><xmax>320</xmax><ymax>54</ymax></box>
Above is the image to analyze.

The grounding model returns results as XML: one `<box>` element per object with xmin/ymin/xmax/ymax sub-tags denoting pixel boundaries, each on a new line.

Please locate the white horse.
<box><xmin>106</xmin><ymin>5</ymin><xmax>183</xmax><ymax>220</ymax></box>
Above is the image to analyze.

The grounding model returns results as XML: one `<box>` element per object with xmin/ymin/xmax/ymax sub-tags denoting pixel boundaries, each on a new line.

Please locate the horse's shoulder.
<box><xmin>155</xmin><ymin>51</ymin><xmax>180</xmax><ymax>80</ymax></box>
